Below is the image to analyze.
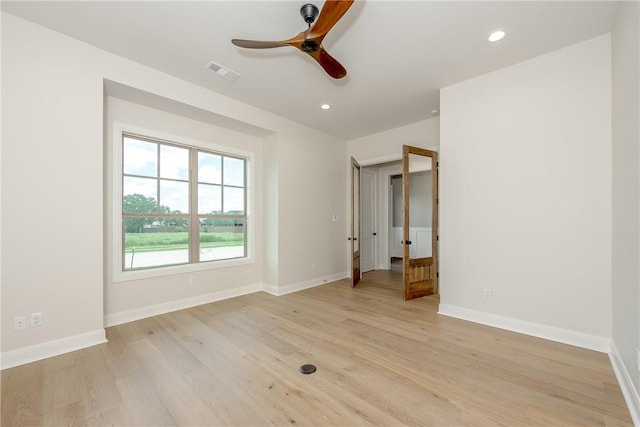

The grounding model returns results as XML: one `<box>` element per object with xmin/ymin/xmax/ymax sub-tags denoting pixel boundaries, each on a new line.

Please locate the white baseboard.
<box><xmin>263</xmin><ymin>271</ymin><xmax>349</xmax><ymax>296</ymax></box>
<box><xmin>3</xmin><ymin>274</ymin><xmax>348</xmax><ymax>370</ymax></box>
<box><xmin>438</xmin><ymin>304</ymin><xmax>610</xmax><ymax>353</ymax></box>
<box><xmin>1</xmin><ymin>329</ymin><xmax>107</xmax><ymax>370</ymax></box>
<box><xmin>107</xmin><ymin>272</ymin><xmax>349</xmax><ymax>327</ymax></box>
<box><xmin>105</xmin><ymin>283</ymin><xmax>263</xmax><ymax>327</ymax></box>
<box><xmin>610</xmin><ymin>341</ymin><xmax>640</xmax><ymax>426</ymax></box>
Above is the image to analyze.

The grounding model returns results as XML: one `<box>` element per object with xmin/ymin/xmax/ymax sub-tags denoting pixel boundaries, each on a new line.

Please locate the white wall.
<box><xmin>2</xmin><ymin>14</ymin><xmax>107</xmax><ymax>358</ymax></box>
<box><xmin>611</xmin><ymin>1</ymin><xmax>640</xmax><ymax>422</ymax></box>
<box><xmin>263</xmin><ymin>134</ymin><xmax>280</xmax><ymax>289</ymax></box>
<box><xmin>439</xmin><ymin>35</ymin><xmax>612</xmax><ymax>350</ymax></box>
<box><xmin>272</xmin><ymin>130</ymin><xmax>347</xmax><ymax>291</ymax></box>
<box><xmin>347</xmin><ymin>119</ymin><xmax>439</xmax><ymax>165</ymax></box>
<box><xmin>1</xmin><ymin>13</ymin><xmax>346</xmax><ymax>367</ymax></box>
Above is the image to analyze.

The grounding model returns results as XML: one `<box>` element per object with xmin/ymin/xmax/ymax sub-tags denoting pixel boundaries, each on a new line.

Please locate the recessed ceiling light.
<box><xmin>488</xmin><ymin>29</ymin><xmax>506</xmax><ymax>42</ymax></box>
<box><xmin>320</xmin><ymin>104</ymin><xmax>331</xmax><ymax>110</ymax></box>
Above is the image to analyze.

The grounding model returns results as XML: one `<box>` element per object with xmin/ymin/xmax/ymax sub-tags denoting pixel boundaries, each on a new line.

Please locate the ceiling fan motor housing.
<box><xmin>300</xmin><ymin>3</ymin><xmax>319</xmax><ymax>24</ymax></box>
<box><xmin>301</xmin><ymin>40</ymin><xmax>319</xmax><ymax>52</ymax></box>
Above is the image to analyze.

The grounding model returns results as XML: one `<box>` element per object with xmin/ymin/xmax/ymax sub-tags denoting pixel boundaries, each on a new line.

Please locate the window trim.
<box><xmin>112</xmin><ymin>122</ymin><xmax>255</xmax><ymax>283</ymax></box>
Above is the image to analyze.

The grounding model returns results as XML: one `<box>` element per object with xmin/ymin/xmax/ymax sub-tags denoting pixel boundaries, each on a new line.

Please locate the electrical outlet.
<box><xmin>14</xmin><ymin>316</ymin><xmax>26</xmax><ymax>331</ymax></box>
<box><xmin>190</xmin><ymin>276</ymin><xmax>196</xmax><ymax>286</ymax></box>
<box><xmin>482</xmin><ymin>288</ymin><xmax>493</xmax><ymax>301</ymax></box>
<box><xmin>30</xmin><ymin>312</ymin><xmax>43</xmax><ymax>328</ymax></box>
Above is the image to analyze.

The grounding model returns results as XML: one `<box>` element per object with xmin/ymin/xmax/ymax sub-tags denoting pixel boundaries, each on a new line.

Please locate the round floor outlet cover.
<box><xmin>299</xmin><ymin>364</ymin><xmax>317</xmax><ymax>374</ymax></box>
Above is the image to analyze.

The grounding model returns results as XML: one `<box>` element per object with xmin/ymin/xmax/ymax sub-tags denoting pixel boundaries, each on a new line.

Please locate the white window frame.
<box><xmin>112</xmin><ymin>122</ymin><xmax>255</xmax><ymax>283</ymax></box>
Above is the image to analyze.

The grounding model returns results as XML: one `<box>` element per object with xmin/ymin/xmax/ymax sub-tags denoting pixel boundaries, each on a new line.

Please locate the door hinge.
<box><xmin>436</xmin><ymin>235</ymin><xmax>439</xmax><ymax>241</ymax></box>
<box><xmin>436</xmin><ymin>272</ymin><xmax>440</xmax><ymax>278</ymax></box>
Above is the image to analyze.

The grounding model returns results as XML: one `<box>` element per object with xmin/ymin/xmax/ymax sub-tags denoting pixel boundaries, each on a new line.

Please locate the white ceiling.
<box><xmin>2</xmin><ymin>1</ymin><xmax>619</xmax><ymax>139</ymax></box>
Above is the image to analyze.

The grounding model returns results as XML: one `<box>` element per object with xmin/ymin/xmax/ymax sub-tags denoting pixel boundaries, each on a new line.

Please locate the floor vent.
<box><xmin>299</xmin><ymin>364</ymin><xmax>317</xmax><ymax>374</ymax></box>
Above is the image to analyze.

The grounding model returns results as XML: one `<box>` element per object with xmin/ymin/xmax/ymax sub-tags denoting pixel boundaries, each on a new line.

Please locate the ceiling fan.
<box><xmin>231</xmin><ymin>0</ymin><xmax>354</xmax><ymax>79</ymax></box>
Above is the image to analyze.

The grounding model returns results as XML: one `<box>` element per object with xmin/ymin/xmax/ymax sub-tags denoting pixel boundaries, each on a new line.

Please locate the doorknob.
<box><xmin>405</xmin><ymin>240</ymin><xmax>412</xmax><ymax>245</ymax></box>
<box><xmin>347</xmin><ymin>237</ymin><xmax>351</xmax><ymax>241</ymax></box>
<box><xmin>353</xmin><ymin>237</ymin><xmax>358</xmax><ymax>241</ymax></box>
<box><xmin>372</xmin><ymin>232</ymin><xmax>377</xmax><ymax>236</ymax></box>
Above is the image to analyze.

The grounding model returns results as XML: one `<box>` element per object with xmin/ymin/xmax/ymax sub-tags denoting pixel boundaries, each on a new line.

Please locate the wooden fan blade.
<box><xmin>309</xmin><ymin>0</ymin><xmax>355</xmax><ymax>38</ymax></box>
<box><xmin>308</xmin><ymin>46</ymin><xmax>347</xmax><ymax>79</ymax></box>
<box><xmin>231</xmin><ymin>39</ymin><xmax>288</xmax><ymax>49</ymax></box>
<box><xmin>232</xmin><ymin>1</ymin><xmax>353</xmax><ymax>79</ymax></box>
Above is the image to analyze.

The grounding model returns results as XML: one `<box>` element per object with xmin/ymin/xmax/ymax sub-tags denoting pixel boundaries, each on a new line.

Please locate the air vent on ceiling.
<box><xmin>204</xmin><ymin>61</ymin><xmax>239</xmax><ymax>81</ymax></box>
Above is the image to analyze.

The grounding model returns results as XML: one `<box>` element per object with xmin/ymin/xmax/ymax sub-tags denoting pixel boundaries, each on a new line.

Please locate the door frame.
<box><xmin>380</xmin><ymin>164</ymin><xmax>403</xmax><ymax>270</ymax></box>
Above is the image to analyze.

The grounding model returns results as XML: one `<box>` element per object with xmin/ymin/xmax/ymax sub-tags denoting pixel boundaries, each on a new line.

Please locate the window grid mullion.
<box><xmin>156</xmin><ymin>142</ymin><xmax>161</xmax><ymax>214</ymax></box>
<box><xmin>221</xmin><ymin>155</ymin><xmax>225</xmax><ymax>214</ymax></box>
<box><xmin>189</xmin><ymin>148</ymin><xmax>199</xmax><ymax>264</ymax></box>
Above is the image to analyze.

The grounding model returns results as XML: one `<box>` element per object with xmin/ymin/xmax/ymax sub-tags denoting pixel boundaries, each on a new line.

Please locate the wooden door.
<box><xmin>402</xmin><ymin>145</ymin><xmax>438</xmax><ymax>300</ymax></box>
<box><xmin>351</xmin><ymin>157</ymin><xmax>361</xmax><ymax>287</ymax></box>
<box><xmin>361</xmin><ymin>168</ymin><xmax>376</xmax><ymax>273</ymax></box>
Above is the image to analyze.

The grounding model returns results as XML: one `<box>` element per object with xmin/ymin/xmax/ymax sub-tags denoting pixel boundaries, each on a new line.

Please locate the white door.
<box><xmin>361</xmin><ymin>168</ymin><xmax>376</xmax><ymax>273</ymax></box>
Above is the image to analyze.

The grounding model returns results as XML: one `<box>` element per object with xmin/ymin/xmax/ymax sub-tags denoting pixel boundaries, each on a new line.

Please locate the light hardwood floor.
<box><xmin>2</xmin><ymin>270</ymin><xmax>633</xmax><ymax>426</ymax></box>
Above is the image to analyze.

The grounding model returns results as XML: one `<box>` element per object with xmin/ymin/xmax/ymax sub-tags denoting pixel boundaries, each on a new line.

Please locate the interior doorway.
<box><xmin>352</xmin><ymin>146</ymin><xmax>439</xmax><ymax>300</ymax></box>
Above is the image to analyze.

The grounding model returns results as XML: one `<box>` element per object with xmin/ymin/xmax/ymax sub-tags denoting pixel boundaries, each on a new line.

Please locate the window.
<box><xmin>121</xmin><ymin>133</ymin><xmax>247</xmax><ymax>271</ymax></box>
